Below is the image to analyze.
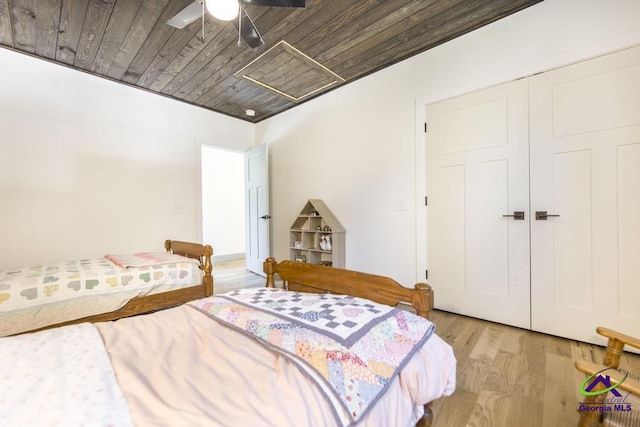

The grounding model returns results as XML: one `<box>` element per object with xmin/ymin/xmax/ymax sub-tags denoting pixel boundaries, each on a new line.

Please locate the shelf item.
<box><xmin>289</xmin><ymin>199</ymin><xmax>345</xmax><ymax>268</ymax></box>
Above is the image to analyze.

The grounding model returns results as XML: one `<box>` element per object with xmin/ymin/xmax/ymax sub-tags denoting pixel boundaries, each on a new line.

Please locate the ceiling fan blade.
<box><xmin>167</xmin><ymin>0</ymin><xmax>204</xmax><ymax>29</ymax></box>
<box><xmin>233</xmin><ymin>8</ymin><xmax>264</xmax><ymax>48</ymax></box>
<box><xmin>240</xmin><ymin>0</ymin><xmax>305</xmax><ymax>8</ymax></box>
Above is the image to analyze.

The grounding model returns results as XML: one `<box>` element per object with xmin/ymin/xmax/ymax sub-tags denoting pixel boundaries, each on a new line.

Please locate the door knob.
<box><xmin>502</xmin><ymin>211</ymin><xmax>525</xmax><ymax>220</ymax></box>
<box><xmin>535</xmin><ymin>211</ymin><xmax>560</xmax><ymax>220</ymax></box>
<box><xmin>260</xmin><ymin>214</ymin><xmax>272</xmax><ymax>220</ymax></box>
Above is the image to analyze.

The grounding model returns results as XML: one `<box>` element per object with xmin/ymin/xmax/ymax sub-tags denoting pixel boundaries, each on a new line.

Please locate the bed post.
<box><xmin>166</xmin><ymin>239</ymin><xmax>214</xmax><ymax>296</ymax></box>
<box><xmin>203</xmin><ymin>245</ymin><xmax>214</xmax><ymax>296</ymax></box>
<box><xmin>264</xmin><ymin>257</ymin><xmax>277</xmax><ymax>288</ymax></box>
<box><xmin>417</xmin><ymin>403</ymin><xmax>433</xmax><ymax>427</ymax></box>
<box><xmin>413</xmin><ymin>283</ymin><xmax>434</xmax><ymax>320</ymax></box>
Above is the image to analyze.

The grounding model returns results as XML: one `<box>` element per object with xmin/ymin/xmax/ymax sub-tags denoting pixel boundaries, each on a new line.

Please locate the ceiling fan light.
<box><xmin>206</xmin><ymin>0</ymin><xmax>239</xmax><ymax>21</ymax></box>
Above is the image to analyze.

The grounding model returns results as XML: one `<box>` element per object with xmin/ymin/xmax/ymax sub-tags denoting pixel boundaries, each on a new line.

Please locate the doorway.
<box><xmin>201</xmin><ymin>145</ymin><xmax>246</xmax><ymax>263</ymax></box>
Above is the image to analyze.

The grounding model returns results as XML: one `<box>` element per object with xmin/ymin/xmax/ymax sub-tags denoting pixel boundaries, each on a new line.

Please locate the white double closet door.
<box><xmin>426</xmin><ymin>46</ymin><xmax>640</xmax><ymax>344</ymax></box>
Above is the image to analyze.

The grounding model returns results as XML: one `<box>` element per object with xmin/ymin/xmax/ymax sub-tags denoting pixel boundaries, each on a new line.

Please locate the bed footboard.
<box><xmin>417</xmin><ymin>403</ymin><xmax>433</xmax><ymax>427</ymax></box>
<box><xmin>263</xmin><ymin>257</ymin><xmax>433</xmax><ymax>319</ymax></box>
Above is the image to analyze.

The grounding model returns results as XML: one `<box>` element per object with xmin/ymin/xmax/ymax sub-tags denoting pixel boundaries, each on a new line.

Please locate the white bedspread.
<box><xmin>0</xmin><ymin>299</ymin><xmax>456</xmax><ymax>427</ymax></box>
<box><xmin>0</xmin><ymin>323</ymin><xmax>133</xmax><ymax>427</ymax></box>
<box><xmin>97</xmin><ymin>304</ymin><xmax>457</xmax><ymax>427</ymax></box>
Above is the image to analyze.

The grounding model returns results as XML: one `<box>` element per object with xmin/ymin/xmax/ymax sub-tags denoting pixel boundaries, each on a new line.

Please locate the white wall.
<box><xmin>0</xmin><ymin>49</ymin><xmax>254</xmax><ymax>270</ymax></box>
<box><xmin>201</xmin><ymin>146</ymin><xmax>245</xmax><ymax>260</ymax></box>
<box><xmin>3</xmin><ymin>0</ymin><xmax>639</xmax><ymax>280</ymax></box>
<box><xmin>256</xmin><ymin>0</ymin><xmax>640</xmax><ymax>286</ymax></box>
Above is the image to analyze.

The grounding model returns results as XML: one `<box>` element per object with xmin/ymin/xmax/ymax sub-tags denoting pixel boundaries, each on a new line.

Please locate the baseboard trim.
<box><xmin>212</xmin><ymin>253</ymin><xmax>245</xmax><ymax>263</ymax></box>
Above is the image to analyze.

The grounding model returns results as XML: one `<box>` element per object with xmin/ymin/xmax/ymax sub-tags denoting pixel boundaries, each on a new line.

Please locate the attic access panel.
<box><xmin>235</xmin><ymin>41</ymin><xmax>345</xmax><ymax>102</ymax></box>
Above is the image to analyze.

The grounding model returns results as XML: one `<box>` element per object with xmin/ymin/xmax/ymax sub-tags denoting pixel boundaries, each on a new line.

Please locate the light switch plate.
<box><xmin>394</xmin><ymin>199</ymin><xmax>407</xmax><ymax>211</ymax></box>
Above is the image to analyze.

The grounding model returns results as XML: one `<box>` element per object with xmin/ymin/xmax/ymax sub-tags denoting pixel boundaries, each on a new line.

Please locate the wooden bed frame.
<box><xmin>29</xmin><ymin>240</ymin><xmax>213</xmax><ymax>333</ymax></box>
<box><xmin>263</xmin><ymin>257</ymin><xmax>436</xmax><ymax>427</ymax></box>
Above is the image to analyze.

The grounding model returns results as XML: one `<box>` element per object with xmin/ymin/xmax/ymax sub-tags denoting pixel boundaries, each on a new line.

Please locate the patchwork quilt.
<box><xmin>0</xmin><ymin>252</ymin><xmax>200</xmax><ymax>312</ymax></box>
<box><xmin>190</xmin><ymin>288</ymin><xmax>435</xmax><ymax>426</ymax></box>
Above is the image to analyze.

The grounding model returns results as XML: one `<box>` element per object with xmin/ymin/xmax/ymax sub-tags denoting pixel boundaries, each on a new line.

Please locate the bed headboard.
<box><xmin>263</xmin><ymin>257</ymin><xmax>433</xmax><ymax>319</ymax></box>
<box><xmin>165</xmin><ymin>240</ymin><xmax>214</xmax><ymax>296</ymax></box>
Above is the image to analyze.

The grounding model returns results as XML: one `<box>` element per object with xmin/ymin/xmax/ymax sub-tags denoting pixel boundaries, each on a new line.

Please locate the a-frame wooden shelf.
<box><xmin>289</xmin><ymin>199</ymin><xmax>345</xmax><ymax>268</ymax></box>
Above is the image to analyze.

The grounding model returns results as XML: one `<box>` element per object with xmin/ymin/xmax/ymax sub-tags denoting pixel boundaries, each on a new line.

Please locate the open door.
<box><xmin>245</xmin><ymin>144</ymin><xmax>271</xmax><ymax>276</ymax></box>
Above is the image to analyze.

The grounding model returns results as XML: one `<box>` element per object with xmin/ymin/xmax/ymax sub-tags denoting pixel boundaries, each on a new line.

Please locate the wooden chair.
<box><xmin>575</xmin><ymin>327</ymin><xmax>640</xmax><ymax>427</ymax></box>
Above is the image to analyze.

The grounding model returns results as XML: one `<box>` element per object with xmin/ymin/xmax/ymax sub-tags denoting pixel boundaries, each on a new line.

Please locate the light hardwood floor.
<box><xmin>213</xmin><ymin>259</ymin><xmax>266</xmax><ymax>294</ymax></box>
<box><xmin>213</xmin><ymin>260</ymin><xmax>640</xmax><ymax>427</ymax></box>
<box><xmin>428</xmin><ymin>310</ymin><xmax>640</xmax><ymax>427</ymax></box>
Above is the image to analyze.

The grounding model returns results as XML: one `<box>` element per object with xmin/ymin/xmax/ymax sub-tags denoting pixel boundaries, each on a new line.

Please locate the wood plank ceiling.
<box><xmin>0</xmin><ymin>0</ymin><xmax>542</xmax><ymax>123</ymax></box>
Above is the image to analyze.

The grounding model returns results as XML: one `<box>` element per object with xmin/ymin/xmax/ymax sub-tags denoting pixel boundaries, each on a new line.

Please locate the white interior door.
<box><xmin>530</xmin><ymin>46</ymin><xmax>640</xmax><ymax>344</ymax></box>
<box><xmin>245</xmin><ymin>144</ymin><xmax>270</xmax><ymax>276</ymax></box>
<box><xmin>426</xmin><ymin>79</ymin><xmax>531</xmax><ymax>328</ymax></box>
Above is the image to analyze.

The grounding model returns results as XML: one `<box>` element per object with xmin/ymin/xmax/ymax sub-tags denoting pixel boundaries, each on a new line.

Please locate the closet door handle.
<box><xmin>260</xmin><ymin>214</ymin><xmax>272</xmax><ymax>220</ymax></box>
<box><xmin>535</xmin><ymin>211</ymin><xmax>560</xmax><ymax>220</ymax></box>
<box><xmin>502</xmin><ymin>211</ymin><xmax>525</xmax><ymax>220</ymax></box>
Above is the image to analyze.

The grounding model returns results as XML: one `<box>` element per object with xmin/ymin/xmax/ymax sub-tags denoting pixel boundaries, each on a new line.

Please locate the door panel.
<box><xmin>530</xmin><ymin>46</ymin><xmax>640</xmax><ymax>344</ymax></box>
<box><xmin>426</xmin><ymin>79</ymin><xmax>531</xmax><ymax>329</ymax></box>
<box><xmin>477</xmin><ymin>159</ymin><xmax>509</xmax><ymax>296</ymax></box>
<box><xmin>441</xmin><ymin>98</ymin><xmax>508</xmax><ymax>153</ymax></box>
<box><xmin>550</xmin><ymin>150</ymin><xmax>592</xmax><ymax>310</ymax></box>
<box><xmin>551</xmin><ymin>63</ymin><xmax>640</xmax><ymax>136</ymax></box>
<box><xmin>439</xmin><ymin>164</ymin><xmax>466</xmax><ymax>290</ymax></box>
<box><xmin>245</xmin><ymin>144</ymin><xmax>270</xmax><ymax>276</ymax></box>
<box><xmin>618</xmin><ymin>143</ymin><xmax>640</xmax><ymax>318</ymax></box>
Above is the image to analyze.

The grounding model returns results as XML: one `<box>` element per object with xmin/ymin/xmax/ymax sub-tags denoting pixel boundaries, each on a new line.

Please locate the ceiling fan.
<box><xmin>167</xmin><ymin>0</ymin><xmax>306</xmax><ymax>48</ymax></box>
